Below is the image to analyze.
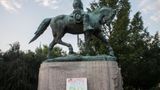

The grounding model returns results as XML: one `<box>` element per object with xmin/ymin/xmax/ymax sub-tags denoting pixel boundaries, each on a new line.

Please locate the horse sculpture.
<box><xmin>29</xmin><ymin>6</ymin><xmax>116</xmax><ymax>58</ymax></box>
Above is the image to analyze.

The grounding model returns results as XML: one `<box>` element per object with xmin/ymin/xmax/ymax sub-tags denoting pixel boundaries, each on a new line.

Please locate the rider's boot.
<box><xmin>83</xmin><ymin>14</ymin><xmax>93</xmax><ymax>31</ymax></box>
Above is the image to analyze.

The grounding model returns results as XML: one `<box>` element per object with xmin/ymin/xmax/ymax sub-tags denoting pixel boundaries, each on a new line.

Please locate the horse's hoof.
<box><xmin>47</xmin><ymin>55</ymin><xmax>53</xmax><ymax>59</ymax></box>
<box><xmin>109</xmin><ymin>51</ymin><xmax>115</xmax><ymax>56</ymax></box>
<box><xmin>47</xmin><ymin>57</ymin><xmax>52</xmax><ymax>59</ymax></box>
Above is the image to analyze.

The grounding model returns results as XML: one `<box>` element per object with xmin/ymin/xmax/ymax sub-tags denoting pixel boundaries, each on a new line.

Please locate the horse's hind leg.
<box><xmin>58</xmin><ymin>40</ymin><xmax>74</xmax><ymax>54</ymax></box>
<box><xmin>47</xmin><ymin>40</ymin><xmax>56</xmax><ymax>58</ymax></box>
<box><xmin>93</xmin><ymin>31</ymin><xmax>114</xmax><ymax>56</ymax></box>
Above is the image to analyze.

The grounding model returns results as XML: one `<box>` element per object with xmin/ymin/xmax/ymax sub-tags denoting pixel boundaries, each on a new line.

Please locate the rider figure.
<box><xmin>72</xmin><ymin>0</ymin><xmax>93</xmax><ymax>31</ymax></box>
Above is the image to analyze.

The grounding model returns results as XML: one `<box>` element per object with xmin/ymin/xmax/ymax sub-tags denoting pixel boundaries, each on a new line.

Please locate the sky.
<box><xmin>0</xmin><ymin>0</ymin><xmax>160</xmax><ymax>53</ymax></box>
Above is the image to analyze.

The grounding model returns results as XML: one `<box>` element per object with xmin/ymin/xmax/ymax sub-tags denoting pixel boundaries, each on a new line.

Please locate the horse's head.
<box><xmin>99</xmin><ymin>6</ymin><xmax>116</xmax><ymax>25</ymax></box>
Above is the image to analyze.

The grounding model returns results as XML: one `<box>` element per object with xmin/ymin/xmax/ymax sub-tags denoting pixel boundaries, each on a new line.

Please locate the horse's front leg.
<box><xmin>93</xmin><ymin>31</ymin><xmax>114</xmax><ymax>56</ymax></box>
<box><xmin>58</xmin><ymin>40</ymin><xmax>74</xmax><ymax>54</ymax></box>
<box><xmin>84</xmin><ymin>31</ymin><xmax>92</xmax><ymax>55</ymax></box>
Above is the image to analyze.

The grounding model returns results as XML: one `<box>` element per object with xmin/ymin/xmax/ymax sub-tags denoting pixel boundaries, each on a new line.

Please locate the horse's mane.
<box><xmin>92</xmin><ymin>7</ymin><xmax>101</xmax><ymax>14</ymax></box>
<box><xmin>92</xmin><ymin>6</ymin><xmax>112</xmax><ymax>14</ymax></box>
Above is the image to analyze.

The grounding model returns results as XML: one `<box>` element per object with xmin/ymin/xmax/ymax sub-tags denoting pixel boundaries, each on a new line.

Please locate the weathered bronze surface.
<box><xmin>29</xmin><ymin>0</ymin><xmax>116</xmax><ymax>59</ymax></box>
<box><xmin>46</xmin><ymin>54</ymin><xmax>117</xmax><ymax>62</ymax></box>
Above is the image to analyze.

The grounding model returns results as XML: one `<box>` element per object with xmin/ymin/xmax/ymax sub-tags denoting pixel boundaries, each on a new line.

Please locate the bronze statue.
<box><xmin>29</xmin><ymin>0</ymin><xmax>116</xmax><ymax>58</ymax></box>
<box><xmin>71</xmin><ymin>0</ymin><xmax>93</xmax><ymax>31</ymax></box>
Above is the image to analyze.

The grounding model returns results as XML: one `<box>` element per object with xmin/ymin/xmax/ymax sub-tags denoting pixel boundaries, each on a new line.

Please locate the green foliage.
<box><xmin>110</xmin><ymin>0</ymin><xmax>130</xmax><ymax>59</ymax></box>
<box><xmin>0</xmin><ymin>42</ymin><xmax>65</xmax><ymax>90</ymax></box>
<box><xmin>79</xmin><ymin>0</ymin><xmax>160</xmax><ymax>89</ymax></box>
<box><xmin>0</xmin><ymin>0</ymin><xmax>159</xmax><ymax>90</ymax></box>
<box><xmin>79</xmin><ymin>0</ymin><xmax>119</xmax><ymax>55</ymax></box>
<box><xmin>120</xmin><ymin>12</ymin><xmax>160</xmax><ymax>89</ymax></box>
<box><xmin>0</xmin><ymin>49</ymin><xmax>3</xmax><ymax>60</ymax></box>
<box><xmin>99</xmin><ymin>0</ymin><xmax>118</xmax><ymax>7</ymax></box>
<box><xmin>3</xmin><ymin>42</ymin><xmax>24</xmax><ymax>61</ymax></box>
<box><xmin>35</xmin><ymin>45</ymin><xmax>66</xmax><ymax>58</ymax></box>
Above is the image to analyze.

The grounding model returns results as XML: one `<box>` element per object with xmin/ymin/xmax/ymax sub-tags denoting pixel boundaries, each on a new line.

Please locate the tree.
<box><xmin>109</xmin><ymin>0</ymin><xmax>131</xmax><ymax>62</ymax></box>
<box><xmin>80</xmin><ymin>0</ymin><xmax>131</xmax><ymax>58</ymax></box>
<box><xmin>0</xmin><ymin>42</ymin><xmax>66</xmax><ymax>90</ymax></box>
<box><xmin>0</xmin><ymin>49</ymin><xmax>3</xmax><ymax>61</ymax></box>
<box><xmin>3</xmin><ymin>42</ymin><xmax>24</xmax><ymax>61</ymax></box>
<box><xmin>120</xmin><ymin>12</ymin><xmax>153</xmax><ymax>89</ymax></box>
<box><xmin>79</xmin><ymin>0</ymin><xmax>120</xmax><ymax>55</ymax></box>
<box><xmin>79</xmin><ymin>0</ymin><xmax>160</xmax><ymax>89</ymax></box>
<box><xmin>35</xmin><ymin>45</ymin><xmax>66</xmax><ymax>58</ymax></box>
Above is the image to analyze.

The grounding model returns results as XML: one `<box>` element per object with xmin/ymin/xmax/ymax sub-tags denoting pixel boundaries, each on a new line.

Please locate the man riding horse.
<box><xmin>29</xmin><ymin>0</ymin><xmax>116</xmax><ymax>58</ymax></box>
<box><xmin>71</xmin><ymin>0</ymin><xmax>93</xmax><ymax>31</ymax></box>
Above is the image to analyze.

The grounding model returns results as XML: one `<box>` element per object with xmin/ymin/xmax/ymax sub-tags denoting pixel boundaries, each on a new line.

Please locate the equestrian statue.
<box><xmin>29</xmin><ymin>0</ymin><xmax>116</xmax><ymax>58</ymax></box>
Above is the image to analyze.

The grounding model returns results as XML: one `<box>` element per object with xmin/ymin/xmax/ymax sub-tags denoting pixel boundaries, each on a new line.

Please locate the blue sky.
<box><xmin>0</xmin><ymin>0</ymin><xmax>160</xmax><ymax>52</ymax></box>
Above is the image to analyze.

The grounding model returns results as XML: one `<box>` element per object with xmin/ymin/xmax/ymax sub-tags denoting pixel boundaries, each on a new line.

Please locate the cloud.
<box><xmin>150</xmin><ymin>11</ymin><xmax>160</xmax><ymax>23</ymax></box>
<box><xmin>0</xmin><ymin>0</ymin><xmax>22</xmax><ymax>12</ymax></box>
<box><xmin>137</xmin><ymin>0</ymin><xmax>160</xmax><ymax>22</ymax></box>
<box><xmin>0</xmin><ymin>0</ymin><xmax>59</xmax><ymax>12</ymax></box>
<box><xmin>35</xmin><ymin>0</ymin><xmax>59</xmax><ymax>9</ymax></box>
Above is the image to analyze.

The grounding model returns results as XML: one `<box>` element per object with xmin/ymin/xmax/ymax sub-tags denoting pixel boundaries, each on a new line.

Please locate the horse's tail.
<box><xmin>29</xmin><ymin>18</ymin><xmax>51</xmax><ymax>44</ymax></box>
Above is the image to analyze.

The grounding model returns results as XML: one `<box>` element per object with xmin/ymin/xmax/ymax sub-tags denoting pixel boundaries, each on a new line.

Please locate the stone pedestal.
<box><xmin>38</xmin><ymin>61</ymin><xmax>123</xmax><ymax>90</ymax></box>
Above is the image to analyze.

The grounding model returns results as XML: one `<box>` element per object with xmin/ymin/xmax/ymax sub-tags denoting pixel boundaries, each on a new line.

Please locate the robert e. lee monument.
<box><xmin>30</xmin><ymin>0</ymin><xmax>123</xmax><ymax>90</ymax></box>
